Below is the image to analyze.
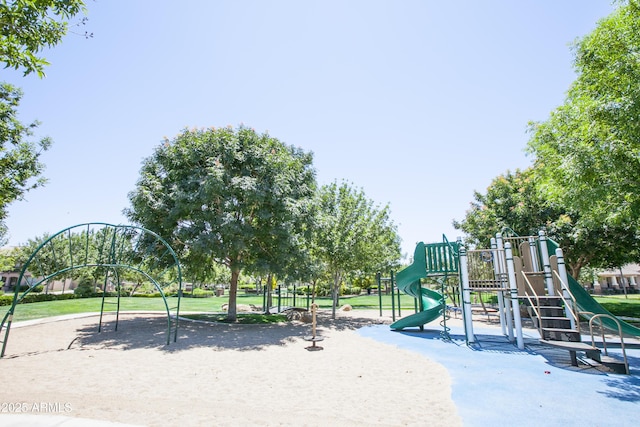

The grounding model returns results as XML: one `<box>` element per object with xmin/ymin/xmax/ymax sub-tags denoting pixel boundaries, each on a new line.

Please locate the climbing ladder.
<box><xmin>1</xmin><ymin>223</ymin><xmax>183</xmax><ymax>358</ymax></box>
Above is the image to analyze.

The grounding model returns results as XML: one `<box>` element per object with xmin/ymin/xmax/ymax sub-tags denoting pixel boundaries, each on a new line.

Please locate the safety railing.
<box><xmin>552</xmin><ymin>270</ymin><xmax>580</xmax><ymax>325</ymax></box>
<box><xmin>588</xmin><ymin>313</ymin><xmax>630</xmax><ymax>375</ymax></box>
<box><xmin>521</xmin><ymin>272</ymin><xmax>543</xmax><ymax>334</ymax></box>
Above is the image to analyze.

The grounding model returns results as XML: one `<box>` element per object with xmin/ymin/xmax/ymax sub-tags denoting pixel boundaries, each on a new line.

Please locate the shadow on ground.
<box><xmin>71</xmin><ymin>311</ymin><xmax>390</xmax><ymax>353</ymax></box>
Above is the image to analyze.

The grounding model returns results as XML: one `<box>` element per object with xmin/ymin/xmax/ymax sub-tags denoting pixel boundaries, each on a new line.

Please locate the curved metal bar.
<box><xmin>1</xmin><ymin>223</ymin><xmax>183</xmax><ymax>358</ymax></box>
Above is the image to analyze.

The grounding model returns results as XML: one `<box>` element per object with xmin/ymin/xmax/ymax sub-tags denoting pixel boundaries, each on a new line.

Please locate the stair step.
<box><xmin>536</xmin><ymin>297</ymin><xmax>563</xmax><ymax>307</ymax></box>
<box><xmin>599</xmin><ymin>355</ymin><xmax>629</xmax><ymax>375</ymax></box>
<box><xmin>541</xmin><ymin>327</ymin><xmax>581</xmax><ymax>342</ymax></box>
<box><xmin>539</xmin><ymin>339</ymin><xmax>597</xmax><ymax>352</ymax></box>
<box><xmin>540</xmin><ymin>317</ymin><xmax>572</xmax><ymax>328</ymax></box>
<box><xmin>540</xmin><ymin>340</ymin><xmax>629</xmax><ymax>373</ymax></box>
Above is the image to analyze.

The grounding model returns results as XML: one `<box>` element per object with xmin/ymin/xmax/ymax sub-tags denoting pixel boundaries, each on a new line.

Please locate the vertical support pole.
<box><xmin>390</xmin><ymin>270</ymin><xmax>396</xmax><ymax>322</ymax></box>
<box><xmin>505</xmin><ymin>243</ymin><xmax>524</xmax><ymax>350</ymax></box>
<box><xmin>528</xmin><ymin>236</ymin><xmax>539</xmax><ymax>272</ymax></box>
<box><xmin>459</xmin><ymin>246</ymin><xmax>475</xmax><ymax>344</ymax></box>
<box><xmin>114</xmin><ymin>270</ymin><xmax>121</xmax><ymax>332</ymax></box>
<box><xmin>293</xmin><ymin>284</ymin><xmax>297</xmax><ymax>308</ymax></box>
<box><xmin>396</xmin><ymin>275</ymin><xmax>402</xmax><ymax>317</ymax></box>
<box><xmin>538</xmin><ymin>230</ymin><xmax>555</xmax><ymax>296</ymax></box>
<box><xmin>376</xmin><ymin>272</ymin><xmax>383</xmax><ymax>317</ymax></box>
<box><xmin>262</xmin><ymin>281</ymin><xmax>267</xmax><ymax>313</ymax></box>
<box><xmin>556</xmin><ymin>248</ymin><xmax>576</xmax><ymax>329</ymax></box>
<box><xmin>277</xmin><ymin>284</ymin><xmax>282</xmax><ymax>313</ymax></box>
<box><xmin>493</xmin><ymin>236</ymin><xmax>507</xmax><ymax>335</ymax></box>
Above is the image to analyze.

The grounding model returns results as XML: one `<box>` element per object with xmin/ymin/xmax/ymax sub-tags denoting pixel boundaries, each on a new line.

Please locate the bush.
<box><xmin>343</xmin><ymin>286</ymin><xmax>361</xmax><ymax>296</ymax></box>
<box><xmin>74</xmin><ymin>283</ymin><xmax>95</xmax><ymax>298</ymax></box>
<box><xmin>295</xmin><ymin>285</ymin><xmax>311</xmax><ymax>296</ymax></box>
<box><xmin>183</xmin><ymin>288</ymin><xmax>214</xmax><ymax>298</ymax></box>
<box><xmin>314</xmin><ymin>283</ymin><xmax>331</xmax><ymax>297</ymax></box>
<box><xmin>0</xmin><ymin>292</ymin><xmax>78</xmax><ymax>306</ymax></box>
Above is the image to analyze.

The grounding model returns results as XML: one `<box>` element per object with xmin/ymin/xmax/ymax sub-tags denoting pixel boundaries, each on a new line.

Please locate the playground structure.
<box><xmin>391</xmin><ymin>230</ymin><xmax>637</xmax><ymax>374</ymax></box>
<box><xmin>0</xmin><ymin>223</ymin><xmax>183</xmax><ymax>358</ymax></box>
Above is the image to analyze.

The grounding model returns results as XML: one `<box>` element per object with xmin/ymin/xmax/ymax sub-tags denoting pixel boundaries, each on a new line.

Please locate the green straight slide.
<box><xmin>546</xmin><ymin>239</ymin><xmax>640</xmax><ymax>337</ymax></box>
<box><xmin>390</xmin><ymin>242</ymin><xmax>447</xmax><ymax>330</ymax></box>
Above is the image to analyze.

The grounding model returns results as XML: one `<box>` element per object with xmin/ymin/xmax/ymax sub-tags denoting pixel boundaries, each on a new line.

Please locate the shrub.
<box><xmin>295</xmin><ymin>285</ymin><xmax>311</xmax><ymax>296</ymax></box>
<box><xmin>184</xmin><ymin>288</ymin><xmax>214</xmax><ymax>298</ymax></box>
<box><xmin>314</xmin><ymin>283</ymin><xmax>331</xmax><ymax>297</ymax></box>
<box><xmin>344</xmin><ymin>286</ymin><xmax>361</xmax><ymax>296</ymax></box>
<box><xmin>74</xmin><ymin>283</ymin><xmax>95</xmax><ymax>298</ymax></box>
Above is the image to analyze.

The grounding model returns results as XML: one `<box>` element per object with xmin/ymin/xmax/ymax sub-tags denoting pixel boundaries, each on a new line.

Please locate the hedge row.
<box><xmin>0</xmin><ymin>291</ymin><xmax>181</xmax><ymax>307</ymax></box>
<box><xmin>0</xmin><ymin>292</ymin><xmax>78</xmax><ymax>306</ymax></box>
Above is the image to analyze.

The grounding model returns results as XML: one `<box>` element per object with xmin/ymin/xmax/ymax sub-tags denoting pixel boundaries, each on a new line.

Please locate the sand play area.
<box><xmin>0</xmin><ymin>310</ymin><xmax>462</xmax><ymax>426</ymax></box>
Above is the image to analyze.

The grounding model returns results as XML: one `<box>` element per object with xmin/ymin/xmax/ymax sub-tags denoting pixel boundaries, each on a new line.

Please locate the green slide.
<box><xmin>546</xmin><ymin>239</ymin><xmax>640</xmax><ymax>337</ymax></box>
<box><xmin>568</xmin><ymin>274</ymin><xmax>640</xmax><ymax>337</ymax></box>
<box><xmin>390</xmin><ymin>242</ymin><xmax>446</xmax><ymax>330</ymax></box>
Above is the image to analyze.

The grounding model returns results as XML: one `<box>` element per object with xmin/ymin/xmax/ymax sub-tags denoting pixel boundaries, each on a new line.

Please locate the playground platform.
<box><xmin>358</xmin><ymin>320</ymin><xmax>640</xmax><ymax>427</ymax></box>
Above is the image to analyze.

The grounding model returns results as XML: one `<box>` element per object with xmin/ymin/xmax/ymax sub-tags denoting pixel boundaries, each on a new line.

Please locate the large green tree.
<box><xmin>125</xmin><ymin>126</ymin><xmax>317</xmax><ymax>321</ymax></box>
<box><xmin>453</xmin><ymin>168</ymin><xmax>565</xmax><ymax>248</ymax></box>
<box><xmin>312</xmin><ymin>181</ymin><xmax>401</xmax><ymax>318</ymax></box>
<box><xmin>527</xmin><ymin>0</ymin><xmax>640</xmax><ymax>231</ymax></box>
<box><xmin>453</xmin><ymin>168</ymin><xmax>640</xmax><ymax>278</ymax></box>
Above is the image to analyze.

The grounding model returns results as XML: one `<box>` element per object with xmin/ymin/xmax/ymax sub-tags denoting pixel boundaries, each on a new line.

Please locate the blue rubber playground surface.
<box><xmin>357</xmin><ymin>323</ymin><xmax>640</xmax><ymax>427</ymax></box>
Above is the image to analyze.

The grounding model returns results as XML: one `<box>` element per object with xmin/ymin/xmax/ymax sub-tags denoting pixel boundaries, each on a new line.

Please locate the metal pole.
<box><xmin>376</xmin><ymin>272</ymin><xmax>382</xmax><ymax>317</ymax></box>
<box><xmin>277</xmin><ymin>284</ymin><xmax>282</xmax><ymax>313</ymax></box>
<box><xmin>556</xmin><ymin>248</ymin><xmax>576</xmax><ymax>329</ymax></box>
<box><xmin>493</xmin><ymin>236</ymin><xmax>507</xmax><ymax>335</ymax></box>
<box><xmin>538</xmin><ymin>230</ymin><xmax>555</xmax><ymax>295</ymax></box>
<box><xmin>390</xmin><ymin>270</ymin><xmax>396</xmax><ymax>322</ymax></box>
<box><xmin>505</xmin><ymin>242</ymin><xmax>524</xmax><ymax>349</ymax></box>
<box><xmin>293</xmin><ymin>283</ymin><xmax>297</xmax><ymax>308</ymax></box>
<box><xmin>395</xmin><ymin>275</ymin><xmax>402</xmax><ymax>317</ymax></box>
<box><xmin>459</xmin><ymin>246</ymin><xmax>475</xmax><ymax>344</ymax></box>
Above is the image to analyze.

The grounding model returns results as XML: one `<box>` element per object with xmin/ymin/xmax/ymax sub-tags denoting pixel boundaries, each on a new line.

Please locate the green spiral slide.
<box><xmin>390</xmin><ymin>242</ymin><xmax>450</xmax><ymax>330</ymax></box>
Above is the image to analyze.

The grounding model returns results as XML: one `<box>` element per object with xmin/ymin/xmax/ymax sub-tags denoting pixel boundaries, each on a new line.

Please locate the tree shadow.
<box><xmin>598</xmin><ymin>372</ymin><xmax>640</xmax><ymax>401</ymax></box>
<box><xmin>71</xmin><ymin>311</ymin><xmax>390</xmax><ymax>353</ymax></box>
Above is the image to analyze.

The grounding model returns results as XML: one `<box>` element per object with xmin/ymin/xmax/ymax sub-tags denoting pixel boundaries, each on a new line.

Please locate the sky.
<box><xmin>3</xmin><ymin>0</ymin><xmax>617</xmax><ymax>259</ymax></box>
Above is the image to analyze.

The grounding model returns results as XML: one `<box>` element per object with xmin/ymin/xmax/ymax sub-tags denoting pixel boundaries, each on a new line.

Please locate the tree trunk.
<box><xmin>227</xmin><ymin>268</ymin><xmax>240</xmax><ymax>321</ymax></box>
<box><xmin>265</xmin><ymin>273</ymin><xmax>273</xmax><ymax>314</ymax></box>
<box><xmin>331</xmin><ymin>272</ymin><xmax>341</xmax><ymax>320</ymax></box>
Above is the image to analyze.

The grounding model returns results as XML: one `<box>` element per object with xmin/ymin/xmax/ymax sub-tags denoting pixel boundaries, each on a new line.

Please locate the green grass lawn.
<box><xmin>0</xmin><ymin>293</ymin><xmax>419</xmax><ymax>323</ymax></box>
<box><xmin>593</xmin><ymin>294</ymin><xmax>640</xmax><ymax>318</ymax></box>
<box><xmin>5</xmin><ymin>292</ymin><xmax>637</xmax><ymax>324</ymax></box>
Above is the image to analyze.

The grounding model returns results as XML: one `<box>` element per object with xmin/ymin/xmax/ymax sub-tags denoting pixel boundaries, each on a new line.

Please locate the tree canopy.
<box><xmin>527</xmin><ymin>0</ymin><xmax>640</xmax><ymax>230</ymax></box>
<box><xmin>457</xmin><ymin>1</ymin><xmax>640</xmax><ymax>278</ymax></box>
<box><xmin>0</xmin><ymin>84</ymin><xmax>51</xmax><ymax>244</ymax></box>
<box><xmin>125</xmin><ymin>126</ymin><xmax>317</xmax><ymax>320</ymax></box>
<box><xmin>312</xmin><ymin>181</ymin><xmax>401</xmax><ymax>318</ymax></box>
<box><xmin>453</xmin><ymin>168</ymin><xmax>640</xmax><ymax>278</ymax></box>
<box><xmin>0</xmin><ymin>0</ymin><xmax>86</xmax><ymax>77</ymax></box>
<box><xmin>0</xmin><ymin>0</ymin><xmax>87</xmax><ymax>244</ymax></box>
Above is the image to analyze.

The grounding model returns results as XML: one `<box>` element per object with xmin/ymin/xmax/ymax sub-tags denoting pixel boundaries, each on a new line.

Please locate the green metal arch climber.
<box><xmin>1</xmin><ymin>222</ymin><xmax>183</xmax><ymax>357</ymax></box>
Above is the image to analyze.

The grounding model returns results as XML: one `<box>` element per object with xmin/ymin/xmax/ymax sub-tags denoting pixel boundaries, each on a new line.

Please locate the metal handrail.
<box><xmin>549</xmin><ymin>270</ymin><xmax>629</xmax><ymax>374</ymax></box>
<box><xmin>521</xmin><ymin>272</ymin><xmax>543</xmax><ymax>335</ymax></box>
<box><xmin>588</xmin><ymin>313</ymin><xmax>630</xmax><ymax>375</ymax></box>
<box><xmin>551</xmin><ymin>270</ymin><xmax>580</xmax><ymax>325</ymax></box>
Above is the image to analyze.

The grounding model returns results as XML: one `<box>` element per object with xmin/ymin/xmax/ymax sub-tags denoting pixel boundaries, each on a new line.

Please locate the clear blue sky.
<box><xmin>3</xmin><ymin>0</ymin><xmax>616</xmax><ymax>258</ymax></box>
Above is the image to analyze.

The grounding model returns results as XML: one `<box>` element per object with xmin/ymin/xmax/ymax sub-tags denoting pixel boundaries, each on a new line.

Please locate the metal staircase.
<box><xmin>524</xmin><ymin>272</ymin><xmax>629</xmax><ymax>374</ymax></box>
